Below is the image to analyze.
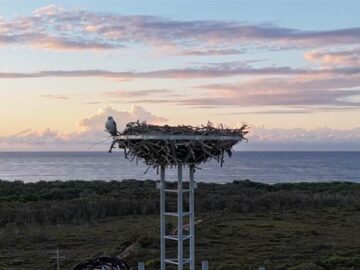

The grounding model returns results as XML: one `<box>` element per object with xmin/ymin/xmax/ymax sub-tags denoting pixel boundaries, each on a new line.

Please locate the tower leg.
<box><xmin>189</xmin><ymin>165</ymin><xmax>195</xmax><ymax>270</ymax></box>
<box><xmin>202</xmin><ymin>260</ymin><xmax>209</xmax><ymax>270</ymax></box>
<box><xmin>160</xmin><ymin>166</ymin><xmax>166</xmax><ymax>270</ymax></box>
<box><xmin>138</xmin><ymin>262</ymin><xmax>145</xmax><ymax>270</ymax></box>
<box><xmin>177</xmin><ymin>165</ymin><xmax>183</xmax><ymax>270</ymax></box>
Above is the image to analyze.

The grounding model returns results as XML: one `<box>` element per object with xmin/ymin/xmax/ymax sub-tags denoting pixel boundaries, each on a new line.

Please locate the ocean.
<box><xmin>0</xmin><ymin>151</ymin><xmax>359</xmax><ymax>183</ymax></box>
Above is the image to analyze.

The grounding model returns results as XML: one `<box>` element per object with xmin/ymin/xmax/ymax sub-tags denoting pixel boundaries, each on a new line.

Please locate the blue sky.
<box><xmin>3</xmin><ymin>1</ymin><xmax>359</xmax><ymax>29</ymax></box>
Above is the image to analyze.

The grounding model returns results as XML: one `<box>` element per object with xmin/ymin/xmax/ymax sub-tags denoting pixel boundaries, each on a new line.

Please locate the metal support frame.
<box><xmin>189</xmin><ymin>165</ymin><xmax>195</xmax><ymax>270</ymax></box>
<box><xmin>138</xmin><ymin>262</ymin><xmax>145</xmax><ymax>270</ymax></box>
<box><xmin>160</xmin><ymin>166</ymin><xmax>166</xmax><ymax>270</ymax></box>
<box><xmin>159</xmin><ymin>165</ymin><xmax>196</xmax><ymax>270</ymax></box>
<box><xmin>177</xmin><ymin>166</ymin><xmax>184</xmax><ymax>270</ymax></box>
<box><xmin>50</xmin><ymin>248</ymin><xmax>65</xmax><ymax>270</ymax></box>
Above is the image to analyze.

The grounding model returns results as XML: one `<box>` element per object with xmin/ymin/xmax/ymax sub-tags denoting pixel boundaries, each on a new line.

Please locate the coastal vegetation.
<box><xmin>1</xmin><ymin>179</ymin><xmax>360</xmax><ymax>269</ymax></box>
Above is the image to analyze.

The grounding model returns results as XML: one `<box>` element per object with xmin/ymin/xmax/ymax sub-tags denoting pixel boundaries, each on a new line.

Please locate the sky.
<box><xmin>0</xmin><ymin>1</ymin><xmax>360</xmax><ymax>151</ymax></box>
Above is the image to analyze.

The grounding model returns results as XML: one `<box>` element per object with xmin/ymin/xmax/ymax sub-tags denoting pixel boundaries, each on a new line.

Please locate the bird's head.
<box><xmin>108</xmin><ymin>116</ymin><xmax>113</xmax><ymax>120</ymax></box>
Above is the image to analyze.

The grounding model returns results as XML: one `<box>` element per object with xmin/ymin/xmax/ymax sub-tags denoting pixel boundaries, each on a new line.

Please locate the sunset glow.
<box><xmin>1</xmin><ymin>1</ymin><xmax>359</xmax><ymax>150</ymax></box>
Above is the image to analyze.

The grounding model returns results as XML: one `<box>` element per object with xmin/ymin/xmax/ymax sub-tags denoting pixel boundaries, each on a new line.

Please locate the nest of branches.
<box><xmin>109</xmin><ymin>121</ymin><xmax>248</xmax><ymax>167</ymax></box>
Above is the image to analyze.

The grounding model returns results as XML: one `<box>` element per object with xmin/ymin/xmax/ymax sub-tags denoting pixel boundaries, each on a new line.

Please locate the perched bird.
<box><xmin>105</xmin><ymin>116</ymin><xmax>118</xmax><ymax>136</ymax></box>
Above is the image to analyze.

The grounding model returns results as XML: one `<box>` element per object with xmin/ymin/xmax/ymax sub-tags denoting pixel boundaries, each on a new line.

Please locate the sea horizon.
<box><xmin>1</xmin><ymin>151</ymin><xmax>359</xmax><ymax>183</ymax></box>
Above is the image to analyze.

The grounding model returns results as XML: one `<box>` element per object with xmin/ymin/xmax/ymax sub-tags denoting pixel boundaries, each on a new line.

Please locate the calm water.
<box><xmin>0</xmin><ymin>152</ymin><xmax>359</xmax><ymax>183</ymax></box>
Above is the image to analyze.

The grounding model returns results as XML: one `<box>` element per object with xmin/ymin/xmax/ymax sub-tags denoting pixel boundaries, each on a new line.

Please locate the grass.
<box><xmin>1</xmin><ymin>208</ymin><xmax>360</xmax><ymax>269</ymax></box>
<box><xmin>1</xmin><ymin>180</ymin><xmax>360</xmax><ymax>269</ymax></box>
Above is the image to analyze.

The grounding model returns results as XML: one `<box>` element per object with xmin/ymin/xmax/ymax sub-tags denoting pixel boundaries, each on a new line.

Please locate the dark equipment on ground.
<box><xmin>72</xmin><ymin>256</ymin><xmax>130</xmax><ymax>270</ymax></box>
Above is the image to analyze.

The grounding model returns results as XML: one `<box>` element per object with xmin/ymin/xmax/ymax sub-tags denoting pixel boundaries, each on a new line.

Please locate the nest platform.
<box><xmin>109</xmin><ymin>121</ymin><xmax>248</xmax><ymax>166</ymax></box>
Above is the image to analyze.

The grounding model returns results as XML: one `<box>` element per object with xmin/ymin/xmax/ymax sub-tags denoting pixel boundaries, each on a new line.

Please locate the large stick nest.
<box><xmin>109</xmin><ymin>121</ymin><xmax>248</xmax><ymax>167</ymax></box>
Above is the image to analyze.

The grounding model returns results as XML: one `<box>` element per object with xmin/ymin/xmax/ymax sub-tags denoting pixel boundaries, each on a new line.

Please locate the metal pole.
<box><xmin>138</xmin><ymin>262</ymin><xmax>145</xmax><ymax>270</ymax></box>
<box><xmin>160</xmin><ymin>166</ymin><xmax>166</xmax><ymax>270</ymax></box>
<box><xmin>51</xmin><ymin>248</ymin><xmax>65</xmax><ymax>270</ymax></box>
<box><xmin>177</xmin><ymin>165</ymin><xmax>183</xmax><ymax>270</ymax></box>
<box><xmin>56</xmin><ymin>248</ymin><xmax>60</xmax><ymax>270</ymax></box>
<box><xmin>202</xmin><ymin>260</ymin><xmax>208</xmax><ymax>270</ymax></box>
<box><xmin>189</xmin><ymin>165</ymin><xmax>195</xmax><ymax>270</ymax></box>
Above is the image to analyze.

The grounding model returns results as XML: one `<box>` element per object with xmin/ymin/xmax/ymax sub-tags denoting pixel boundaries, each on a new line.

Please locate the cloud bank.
<box><xmin>178</xmin><ymin>74</ymin><xmax>360</xmax><ymax>108</ymax></box>
<box><xmin>1</xmin><ymin>63</ymin><xmax>359</xmax><ymax>79</ymax></box>
<box><xmin>1</xmin><ymin>5</ymin><xmax>360</xmax><ymax>52</ymax></box>
<box><xmin>305</xmin><ymin>48</ymin><xmax>360</xmax><ymax>67</ymax></box>
<box><xmin>1</xmin><ymin>5</ymin><xmax>359</xmax><ymax>151</ymax></box>
<box><xmin>0</xmin><ymin>106</ymin><xmax>359</xmax><ymax>151</ymax></box>
<box><xmin>3</xmin><ymin>64</ymin><xmax>358</xmax><ymax>111</ymax></box>
<box><xmin>0</xmin><ymin>106</ymin><xmax>167</xmax><ymax>150</ymax></box>
<box><xmin>240</xmin><ymin>126</ymin><xmax>360</xmax><ymax>151</ymax></box>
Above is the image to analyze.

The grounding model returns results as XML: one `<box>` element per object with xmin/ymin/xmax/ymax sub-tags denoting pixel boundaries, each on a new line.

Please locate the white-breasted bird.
<box><xmin>105</xmin><ymin>116</ymin><xmax>118</xmax><ymax>136</ymax></box>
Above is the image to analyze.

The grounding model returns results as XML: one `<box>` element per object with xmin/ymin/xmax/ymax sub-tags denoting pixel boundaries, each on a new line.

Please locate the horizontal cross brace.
<box><xmin>164</xmin><ymin>235</ymin><xmax>191</xmax><ymax>241</ymax></box>
<box><xmin>164</xmin><ymin>212</ymin><xmax>190</xmax><ymax>217</ymax></box>
<box><xmin>164</xmin><ymin>189</ymin><xmax>190</xmax><ymax>193</ymax></box>
<box><xmin>156</xmin><ymin>182</ymin><xmax>198</xmax><ymax>189</ymax></box>
<box><xmin>165</xmin><ymin>258</ymin><xmax>191</xmax><ymax>265</ymax></box>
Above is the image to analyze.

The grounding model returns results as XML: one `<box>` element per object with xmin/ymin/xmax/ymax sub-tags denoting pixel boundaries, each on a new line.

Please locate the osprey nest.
<box><xmin>108</xmin><ymin>121</ymin><xmax>248</xmax><ymax>167</ymax></box>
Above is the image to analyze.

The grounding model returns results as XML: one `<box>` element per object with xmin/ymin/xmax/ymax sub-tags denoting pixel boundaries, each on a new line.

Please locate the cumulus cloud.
<box><xmin>0</xmin><ymin>106</ymin><xmax>167</xmax><ymax>150</ymax></box>
<box><xmin>0</xmin><ymin>5</ymin><xmax>360</xmax><ymax>52</ymax></box>
<box><xmin>78</xmin><ymin>105</ymin><xmax>167</xmax><ymax>131</ymax></box>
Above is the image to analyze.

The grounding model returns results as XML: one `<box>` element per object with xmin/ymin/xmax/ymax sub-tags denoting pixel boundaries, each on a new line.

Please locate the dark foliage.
<box><xmin>1</xmin><ymin>179</ymin><xmax>360</xmax><ymax>226</ymax></box>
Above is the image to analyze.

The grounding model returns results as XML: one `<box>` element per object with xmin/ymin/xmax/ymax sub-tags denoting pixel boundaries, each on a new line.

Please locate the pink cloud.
<box><xmin>2</xmin><ymin>124</ymin><xmax>360</xmax><ymax>151</ymax></box>
<box><xmin>33</xmin><ymin>5</ymin><xmax>64</xmax><ymax>16</ymax></box>
<box><xmin>181</xmin><ymin>73</ymin><xmax>360</xmax><ymax>108</ymax></box>
<box><xmin>248</xmin><ymin>126</ymin><xmax>360</xmax><ymax>144</ymax></box>
<box><xmin>0</xmin><ymin>64</ymin><xmax>359</xmax><ymax>80</ymax></box>
<box><xmin>103</xmin><ymin>89</ymin><xmax>172</xmax><ymax>98</ymax></box>
<box><xmin>305</xmin><ymin>48</ymin><xmax>360</xmax><ymax>67</ymax></box>
<box><xmin>0</xmin><ymin>104</ymin><xmax>358</xmax><ymax>151</ymax></box>
<box><xmin>78</xmin><ymin>105</ymin><xmax>167</xmax><ymax>131</ymax></box>
<box><xmin>41</xmin><ymin>94</ymin><xmax>68</xmax><ymax>100</ymax></box>
<box><xmin>0</xmin><ymin>5</ymin><xmax>360</xmax><ymax>52</ymax></box>
<box><xmin>181</xmin><ymin>48</ymin><xmax>245</xmax><ymax>56</ymax></box>
<box><xmin>0</xmin><ymin>105</ymin><xmax>168</xmax><ymax>150</ymax></box>
<box><xmin>30</xmin><ymin>36</ymin><xmax>117</xmax><ymax>51</ymax></box>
